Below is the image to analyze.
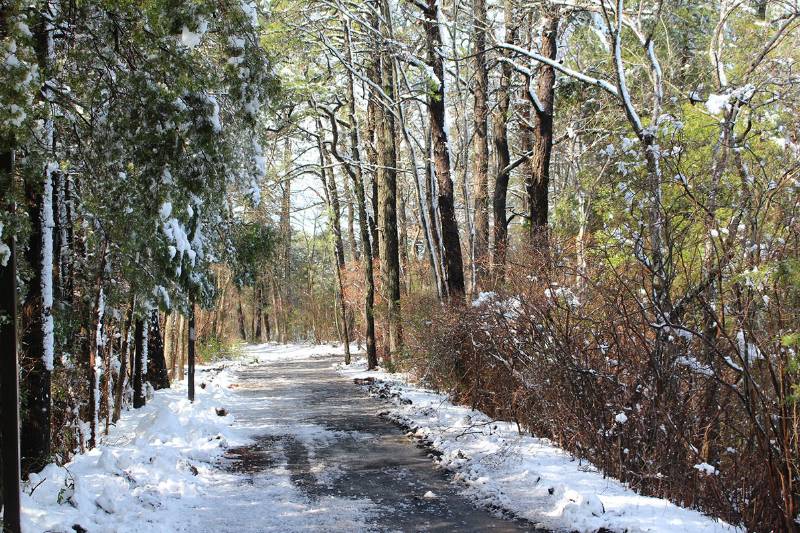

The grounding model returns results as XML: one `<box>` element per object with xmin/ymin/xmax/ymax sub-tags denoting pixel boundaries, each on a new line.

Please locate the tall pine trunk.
<box><xmin>146</xmin><ymin>308</ymin><xmax>169</xmax><ymax>389</ymax></box>
<box><xmin>112</xmin><ymin>300</ymin><xmax>133</xmax><ymax>423</ymax></box>
<box><xmin>20</xmin><ymin>2</ymin><xmax>57</xmax><ymax>474</ymax></box>
<box><xmin>237</xmin><ymin>290</ymin><xmax>247</xmax><ymax>340</ymax></box>
<box><xmin>317</xmin><ymin>119</ymin><xmax>351</xmax><ymax>363</ymax></box>
<box><xmin>374</xmin><ymin>3</ymin><xmax>402</xmax><ymax>356</ymax></box>
<box><xmin>177</xmin><ymin>314</ymin><xmax>186</xmax><ymax>380</ymax></box>
<box><xmin>342</xmin><ymin>19</ymin><xmax>377</xmax><ymax>367</ymax></box>
<box><xmin>471</xmin><ymin>0</ymin><xmax>489</xmax><ymax>288</ymax></box>
<box><xmin>254</xmin><ymin>286</ymin><xmax>263</xmax><ymax>341</ymax></box>
<box><xmin>526</xmin><ymin>13</ymin><xmax>558</xmax><ymax>238</ymax></box>
<box><xmin>397</xmin><ymin>94</ymin><xmax>441</xmax><ymax>297</ymax></box>
<box><xmin>422</xmin><ymin>0</ymin><xmax>465</xmax><ymax>298</ymax></box>
<box><xmin>345</xmin><ymin>181</ymin><xmax>358</xmax><ymax>262</ymax></box>
<box><xmin>279</xmin><ymin>138</ymin><xmax>292</xmax><ymax>343</ymax></box>
<box><xmin>132</xmin><ymin>318</ymin><xmax>146</xmax><ymax>409</ymax></box>
<box><xmin>425</xmin><ymin>130</ymin><xmax>446</xmax><ymax>297</ymax></box>
<box><xmin>163</xmin><ymin>310</ymin><xmax>173</xmax><ymax>379</ymax></box>
<box><xmin>87</xmin><ymin>287</ymin><xmax>105</xmax><ymax>449</ymax></box>
<box><xmin>20</xmin><ymin>176</ymin><xmax>53</xmax><ymax>474</ymax></box>
<box><xmin>491</xmin><ymin>0</ymin><xmax>515</xmax><ymax>276</ymax></box>
<box><xmin>188</xmin><ymin>297</ymin><xmax>196</xmax><ymax>402</ymax></box>
<box><xmin>1</xmin><ymin>142</ymin><xmax>22</xmax><ymax>532</ymax></box>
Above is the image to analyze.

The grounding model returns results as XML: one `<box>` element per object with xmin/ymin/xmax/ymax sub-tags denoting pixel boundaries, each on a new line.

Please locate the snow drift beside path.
<box><xmin>338</xmin><ymin>358</ymin><xmax>741</xmax><ymax>533</ymax></box>
<box><xmin>21</xmin><ymin>361</ymin><xmax>245</xmax><ymax>533</ymax></box>
<box><xmin>20</xmin><ymin>342</ymin><xmax>359</xmax><ymax>533</ymax></box>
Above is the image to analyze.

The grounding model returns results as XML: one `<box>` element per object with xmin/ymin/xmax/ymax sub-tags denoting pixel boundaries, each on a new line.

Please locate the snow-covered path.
<box><xmin>193</xmin><ymin>344</ymin><xmax>534</xmax><ymax>532</ymax></box>
<box><xmin>21</xmin><ymin>343</ymin><xmax>737</xmax><ymax>532</ymax></box>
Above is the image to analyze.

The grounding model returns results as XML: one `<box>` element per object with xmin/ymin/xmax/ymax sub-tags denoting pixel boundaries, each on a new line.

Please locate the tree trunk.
<box><xmin>422</xmin><ymin>0</ymin><xmax>465</xmax><ymax>298</ymax></box>
<box><xmin>175</xmin><ymin>313</ymin><xmax>185</xmax><ymax>380</ymax></box>
<box><xmin>399</xmin><ymin>188</ymin><xmax>408</xmax><ymax>292</ymax></box>
<box><xmin>365</xmin><ymin>82</ymin><xmax>380</xmax><ymax>260</ymax></box>
<box><xmin>103</xmin><ymin>331</ymin><xmax>113</xmax><ymax>436</ymax></box>
<box><xmin>20</xmin><ymin>2</ymin><xmax>57</xmax><ymax>474</ymax></box>
<box><xmin>317</xmin><ymin>119</ymin><xmax>352</xmax><ymax>363</ymax></box>
<box><xmin>374</xmin><ymin>6</ymin><xmax>402</xmax><ymax>356</ymax></box>
<box><xmin>254</xmin><ymin>285</ymin><xmax>263</xmax><ymax>341</ymax></box>
<box><xmin>471</xmin><ymin>0</ymin><xmax>489</xmax><ymax>288</ymax></box>
<box><xmin>342</xmin><ymin>19</ymin><xmax>377</xmax><ymax>368</ymax></box>
<box><xmin>264</xmin><ymin>302</ymin><xmax>272</xmax><ymax>342</ymax></box>
<box><xmin>526</xmin><ymin>13</ymin><xmax>558</xmax><ymax>238</ymax></box>
<box><xmin>19</xmin><ymin>178</ymin><xmax>53</xmax><ymax>475</ymax></box>
<box><xmin>280</xmin><ymin>138</ymin><xmax>292</xmax><ymax>343</ymax></box>
<box><xmin>163</xmin><ymin>310</ymin><xmax>173</xmax><ymax>380</ymax></box>
<box><xmin>188</xmin><ymin>297</ymin><xmax>196</xmax><ymax>402</ymax></box>
<box><xmin>345</xmin><ymin>180</ymin><xmax>358</xmax><ymax>262</ymax></box>
<box><xmin>88</xmin><ymin>241</ymin><xmax>108</xmax><ymax>450</ymax></box>
<box><xmin>112</xmin><ymin>300</ymin><xmax>134</xmax><ymax>423</ymax></box>
<box><xmin>237</xmin><ymin>290</ymin><xmax>247</xmax><ymax>340</ymax></box>
<box><xmin>1</xmin><ymin>144</ymin><xmax>22</xmax><ymax>533</ymax></box>
<box><xmin>146</xmin><ymin>308</ymin><xmax>170</xmax><ymax>390</ymax></box>
<box><xmin>425</xmin><ymin>130</ymin><xmax>446</xmax><ymax>297</ymax></box>
<box><xmin>132</xmin><ymin>318</ymin><xmax>146</xmax><ymax>409</ymax></box>
<box><xmin>491</xmin><ymin>0</ymin><xmax>515</xmax><ymax>276</ymax></box>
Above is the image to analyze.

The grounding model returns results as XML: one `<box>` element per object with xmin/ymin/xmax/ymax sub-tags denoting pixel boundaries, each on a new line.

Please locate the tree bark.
<box><xmin>87</xmin><ymin>243</ymin><xmax>108</xmax><ymax>449</ymax></box>
<box><xmin>345</xmin><ymin>180</ymin><xmax>358</xmax><ymax>262</ymax></box>
<box><xmin>20</xmin><ymin>178</ymin><xmax>52</xmax><ymax>475</ymax></box>
<box><xmin>132</xmin><ymin>318</ymin><xmax>146</xmax><ymax>409</ymax></box>
<box><xmin>316</xmin><ymin>118</ymin><xmax>351</xmax><ymax>363</ymax></box>
<box><xmin>1</xmin><ymin>143</ymin><xmax>22</xmax><ymax>533</ymax></box>
<box><xmin>422</xmin><ymin>0</ymin><xmax>465</xmax><ymax>298</ymax></box>
<box><xmin>374</xmin><ymin>2</ymin><xmax>402</xmax><ymax>355</ymax></box>
<box><xmin>188</xmin><ymin>297</ymin><xmax>196</xmax><ymax>402</ymax></box>
<box><xmin>237</xmin><ymin>289</ymin><xmax>247</xmax><ymax>340</ymax></box>
<box><xmin>279</xmin><ymin>138</ymin><xmax>292</xmax><ymax>343</ymax></box>
<box><xmin>525</xmin><ymin>13</ymin><xmax>558</xmax><ymax>237</ymax></box>
<box><xmin>176</xmin><ymin>313</ymin><xmax>185</xmax><ymax>380</ymax></box>
<box><xmin>491</xmin><ymin>0</ymin><xmax>516</xmax><ymax>275</ymax></box>
<box><xmin>365</xmin><ymin>74</ymin><xmax>381</xmax><ymax>260</ymax></box>
<box><xmin>399</xmin><ymin>188</ymin><xmax>408</xmax><ymax>292</ymax></box>
<box><xmin>20</xmin><ymin>2</ymin><xmax>58</xmax><ymax>474</ymax></box>
<box><xmin>425</xmin><ymin>130</ymin><xmax>446</xmax><ymax>296</ymax></box>
<box><xmin>471</xmin><ymin>0</ymin><xmax>490</xmax><ymax>288</ymax></box>
<box><xmin>146</xmin><ymin>308</ymin><xmax>170</xmax><ymax>390</ymax></box>
<box><xmin>341</xmin><ymin>19</ymin><xmax>377</xmax><ymax>368</ymax></box>
<box><xmin>254</xmin><ymin>285</ymin><xmax>263</xmax><ymax>341</ymax></box>
<box><xmin>397</xmin><ymin>89</ymin><xmax>441</xmax><ymax>297</ymax></box>
<box><xmin>163</xmin><ymin>310</ymin><xmax>173</xmax><ymax>380</ymax></box>
<box><xmin>112</xmin><ymin>299</ymin><xmax>133</xmax><ymax>423</ymax></box>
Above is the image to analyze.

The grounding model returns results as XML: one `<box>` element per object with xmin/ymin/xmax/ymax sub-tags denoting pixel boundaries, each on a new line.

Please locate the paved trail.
<box><xmin>193</xmin><ymin>347</ymin><xmax>538</xmax><ymax>532</ymax></box>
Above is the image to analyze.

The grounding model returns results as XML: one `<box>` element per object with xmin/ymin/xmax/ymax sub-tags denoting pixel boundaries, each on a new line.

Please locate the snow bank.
<box><xmin>20</xmin><ymin>342</ymin><xmax>365</xmax><ymax>533</ymax></box>
<box><xmin>338</xmin><ymin>359</ymin><xmax>740</xmax><ymax>533</ymax></box>
<box><xmin>21</xmin><ymin>363</ymin><xmax>245</xmax><ymax>532</ymax></box>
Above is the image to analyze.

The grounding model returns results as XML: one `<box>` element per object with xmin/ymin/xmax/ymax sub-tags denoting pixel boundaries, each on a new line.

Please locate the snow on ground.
<box><xmin>337</xmin><ymin>357</ymin><xmax>741</xmax><ymax>533</ymax></box>
<box><xmin>20</xmin><ymin>343</ymin><xmax>741</xmax><ymax>532</ymax></box>
<box><xmin>20</xmin><ymin>342</ymin><xmax>374</xmax><ymax>533</ymax></box>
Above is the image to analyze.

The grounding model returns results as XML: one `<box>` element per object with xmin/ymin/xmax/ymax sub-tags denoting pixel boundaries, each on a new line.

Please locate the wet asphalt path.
<box><xmin>216</xmin><ymin>351</ymin><xmax>539</xmax><ymax>532</ymax></box>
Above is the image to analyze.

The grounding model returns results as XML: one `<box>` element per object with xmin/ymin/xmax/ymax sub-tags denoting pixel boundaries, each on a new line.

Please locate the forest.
<box><xmin>1</xmin><ymin>0</ymin><xmax>799</xmax><ymax>531</ymax></box>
